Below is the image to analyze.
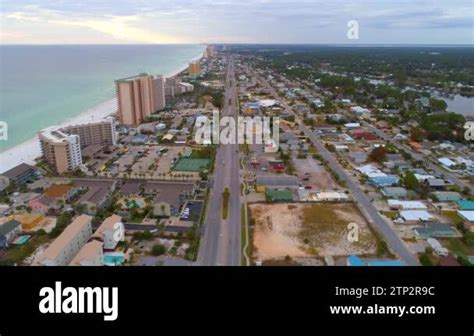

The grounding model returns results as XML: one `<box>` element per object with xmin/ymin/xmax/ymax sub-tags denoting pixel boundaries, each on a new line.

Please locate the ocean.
<box><xmin>0</xmin><ymin>44</ymin><xmax>205</xmax><ymax>153</ymax></box>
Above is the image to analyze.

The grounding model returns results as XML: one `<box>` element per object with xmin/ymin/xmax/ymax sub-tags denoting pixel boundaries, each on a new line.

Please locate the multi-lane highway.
<box><xmin>197</xmin><ymin>56</ymin><xmax>241</xmax><ymax>266</ymax></box>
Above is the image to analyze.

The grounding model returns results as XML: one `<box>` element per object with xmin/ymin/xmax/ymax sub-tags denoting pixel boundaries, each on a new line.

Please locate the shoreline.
<box><xmin>0</xmin><ymin>51</ymin><xmax>204</xmax><ymax>173</ymax></box>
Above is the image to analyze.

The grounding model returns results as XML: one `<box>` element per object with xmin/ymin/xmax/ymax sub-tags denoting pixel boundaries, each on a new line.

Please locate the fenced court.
<box><xmin>172</xmin><ymin>158</ymin><xmax>210</xmax><ymax>172</ymax></box>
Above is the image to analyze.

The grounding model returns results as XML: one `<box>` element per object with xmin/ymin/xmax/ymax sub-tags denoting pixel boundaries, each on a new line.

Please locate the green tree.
<box><xmin>403</xmin><ymin>171</ymin><xmax>420</xmax><ymax>190</ymax></box>
<box><xmin>419</xmin><ymin>254</ymin><xmax>434</xmax><ymax>266</ymax></box>
<box><xmin>151</xmin><ymin>244</ymin><xmax>166</xmax><ymax>256</ymax></box>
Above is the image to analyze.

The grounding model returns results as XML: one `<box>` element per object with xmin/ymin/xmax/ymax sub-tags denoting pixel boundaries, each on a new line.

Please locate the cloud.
<box><xmin>2</xmin><ymin>5</ymin><xmax>180</xmax><ymax>43</ymax></box>
<box><xmin>1</xmin><ymin>0</ymin><xmax>473</xmax><ymax>44</ymax></box>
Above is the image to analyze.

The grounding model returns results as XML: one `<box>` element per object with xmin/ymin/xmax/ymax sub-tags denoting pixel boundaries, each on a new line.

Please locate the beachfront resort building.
<box><xmin>35</xmin><ymin>214</ymin><xmax>93</xmax><ymax>266</ymax></box>
<box><xmin>116</xmin><ymin>73</ymin><xmax>166</xmax><ymax>126</ymax></box>
<box><xmin>188</xmin><ymin>61</ymin><xmax>201</xmax><ymax>77</ymax></box>
<box><xmin>39</xmin><ymin>129</ymin><xmax>82</xmax><ymax>174</ymax></box>
<box><xmin>165</xmin><ymin>78</ymin><xmax>194</xmax><ymax>97</ymax></box>
<box><xmin>61</xmin><ymin>118</ymin><xmax>117</xmax><ymax>148</ymax></box>
<box><xmin>204</xmin><ymin>45</ymin><xmax>216</xmax><ymax>58</ymax></box>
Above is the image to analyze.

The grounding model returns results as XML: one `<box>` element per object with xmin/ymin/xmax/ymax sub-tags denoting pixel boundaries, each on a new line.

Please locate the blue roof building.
<box><xmin>414</xmin><ymin>223</ymin><xmax>457</xmax><ymax>238</ymax></box>
<box><xmin>347</xmin><ymin>255</ymin><xmax>406</xmax><ymax>266</ymax></box>
<box><xmin>368</xmin><ymin>175</ymin><xmax>400</xmax><ymax>187</ymax></box>
<box><xmin>347</xmin><ymin>255</ymin><xmax>365</xmax><ymax>266</ymax></box>
<box><xmin>457</xmin><ymin>199</ymin><xmax>474</xmax><ymax>211</ymax></box>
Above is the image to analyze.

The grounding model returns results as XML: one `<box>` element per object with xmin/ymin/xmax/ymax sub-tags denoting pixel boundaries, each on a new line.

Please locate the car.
<box><xmin>304</xmin><ymin>186</ymin><xmax>312</xmax><ymax>189</ymax></box>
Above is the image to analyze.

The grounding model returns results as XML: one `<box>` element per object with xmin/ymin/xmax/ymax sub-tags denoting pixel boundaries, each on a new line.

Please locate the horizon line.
<box><xmin>1</xmin><ymin>42</ymin><xmax>473</xmax><ymax>47</ymax></box>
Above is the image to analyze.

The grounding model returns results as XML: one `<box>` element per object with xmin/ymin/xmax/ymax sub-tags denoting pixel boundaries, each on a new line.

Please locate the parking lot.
<box><xmin>293</xmin><ymin>156</ymin><xmax>339</xmax><ymax>190</ymax></box>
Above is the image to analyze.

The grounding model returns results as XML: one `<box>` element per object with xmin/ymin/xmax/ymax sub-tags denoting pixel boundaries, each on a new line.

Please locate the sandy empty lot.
<box><xmin>250</xmin><ymin>203</ymin><xmax>376</xmax><ymax>261</ymax></box>
<box><xmin>293</xmin><ymin>157</ymin><xmax>338</xmax><ymax>190</ymax></box>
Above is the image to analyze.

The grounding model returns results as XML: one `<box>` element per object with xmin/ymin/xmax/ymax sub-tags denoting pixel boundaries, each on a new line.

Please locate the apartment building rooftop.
<box><xmin>92</xmin><ymin>214</ymin><xmax>122</xmax><ymax>240</ymax></box>
<box><xmin>69</xmin><ymin>240</ymin><xmax>103</xmax><ymax>266</ymax></box>
<box><xmin>37</xmin><ymin>214</ymin><xmax>92</xmax><ymax>263</ymax></box>
<box><xmin>43</xmin><ymin>184</ymin><xmax>73</xmax><ymax>198</ymax></box>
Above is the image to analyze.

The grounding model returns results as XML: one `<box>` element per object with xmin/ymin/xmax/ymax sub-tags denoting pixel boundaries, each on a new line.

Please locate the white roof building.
<box><xmin>415</xmin><ymin>173</ymin><xmax>436</xmax><ymax>182</ymax></box>
<box><xmin>438</xmin><ymin>157</ymin><xmax>456</xmax><ymax>168</ymax></box>
<box><xmin>259</xmin><ymin>99</ymin><xmax>277</xmax><ymax>108</ymax></box>
<box><xmin>458</xmin><ymin>211</ymin><xmax>474</xmax><ymax>222</ymax></box>
<box><xmin>350</xmin><ymin>106</ymin><xmax>371</xmax><ymax>114</ymax></box>
<box><xmin>427</xmin><ymin>238</ymin><xmax>449</xmax><ymax>256</ymax></box>
<box><xmin>388</xmin><ymin>200</ymin><xmax>427</xmax><ymax>210</ymax></box>
<box><xmin>356</xmin><ymin>164</ymin><xmax>385</xmax><ymax>177</ymax></box>
<box><xmin>344</xmin><ymin>123</ymin><xmax>360</xmax><ymax>129</ymax></box>
<box><xmin>400</xmin><ymin>210</ymin><xmax>434</xmax><ymax>222</ymax></box>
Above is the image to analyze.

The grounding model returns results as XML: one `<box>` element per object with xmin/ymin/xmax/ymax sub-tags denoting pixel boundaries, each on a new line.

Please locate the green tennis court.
<box><xmin>172</xmin><ymin>158</ymin><xmax>210</xmax><ymax>172</ymax></box>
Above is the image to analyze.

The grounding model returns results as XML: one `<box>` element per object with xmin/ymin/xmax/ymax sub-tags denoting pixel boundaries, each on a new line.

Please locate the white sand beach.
<box><xmin>0</xmin><ymin>98</ymin><xmax>117</xmax><ymax>173</ymax></box>
<box><xmin>0</xmin><ymin>54</ymin><xmax>201</xmax><ymax>173</ymax></box>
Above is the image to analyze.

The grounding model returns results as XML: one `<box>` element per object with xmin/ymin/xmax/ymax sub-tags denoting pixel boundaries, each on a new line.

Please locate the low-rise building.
<box><xmin>388</xmin><ymin>200</ymin><xmax>427</xmax><ymax>210</ymax></box>
<box><xmin>13</xmin><ymin>213</ymin><xmax>46</xmax><ymax>231</ymax></box>
<box><xmin>145</xmin><ymin>182</ymin><xmax>195</xmax><ymax>217</ymax></box>
<box><xmin>382</xmin><ymin>187</ymin><xmax>407</xmax><ymax>199</ymax></box>
<box><xmin>368</xmin><ymin>175</ymin><xmax>400</xmax><ymax>188</ymax></box>
<box><xmin>0</xmin><ymin>220</ymin><xmax>21</xmax><ymax>249</ymax></box>
<box><xmin>432</xmin><ymin>191</ymin><xmax>462</xmax><ymax>202</ymax></box>
<box><xmin>427</xmin><ymin>238</ymin><xmax>448</xmax><ymax>256</ymax></box>
<box><xmin>414</xmin><ymin>223</ymin><xmax>457</xmax><ymax>239</ymax></box>
<box><xmin>1</xmin><ymin>163</ymin><xmax>40</xmax><ymax>184</ymax></box>
<box><xmin>76</xmin><ymin>180</ymin><xmax>117</xmax><ymax>214</ymax></box>
<box><xmin>457</xmin><ymin>199</ymin><xmax>474</xmax><ymax>211</ymax></box>
<box><xmin>399</xmin><ymin>210</ymin><xmax>434</xmax><ymax>224</ymax></box>
<box><xmin>92</xmin><ymin>214</ymin><xmax>123</xmax><ymax>251</ymax></box>
<box><xmin>458</xmin><ymin>210</ymin><xmax>474</xmax><ymax>226</ymax></box>
<box><xmin>255</xmin><ymin>175</ymin><xmax>299</xmax><ymax>193</ymax></box>
<box><xmin>347</xmin><ymin>255</ymin><xmax>405</xmax><ymax>266</ymax></box>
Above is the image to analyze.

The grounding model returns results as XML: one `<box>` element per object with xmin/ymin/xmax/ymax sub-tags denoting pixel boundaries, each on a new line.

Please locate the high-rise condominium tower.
<box><xmin>115</xmin><ymin>74</ymin><xmax>165</xmax><ymax>126</ymax></box>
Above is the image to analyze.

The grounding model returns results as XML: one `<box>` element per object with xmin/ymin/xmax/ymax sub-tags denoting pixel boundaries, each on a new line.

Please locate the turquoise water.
<box><xmin>0</xmin><ymin>44</ymin><xmax>205</xmax><ymax>152</ymax></box>
<box><xmin>104</xmin><ymin>254</ymin><xmax>125</xmax><ymax>265</ymax></box>
<box><xmin>127</xmin><ymin>200</ymin><xmax>145</xmax><ymax>208</ymax></box>
<box><xmin>13</xmin><ymin>235</ymin><xmax>30</xmax><ymax>245</ymax></box>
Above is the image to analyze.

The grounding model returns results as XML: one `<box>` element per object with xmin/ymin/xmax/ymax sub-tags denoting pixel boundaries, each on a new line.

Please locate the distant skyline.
<box><xmin>1</xmin><ymin>0</ymin><xmax>473</xmax><ymax>45</ymax></box>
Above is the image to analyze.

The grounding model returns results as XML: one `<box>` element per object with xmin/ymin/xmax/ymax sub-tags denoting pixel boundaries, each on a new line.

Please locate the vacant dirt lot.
<box><xmin>293</xmin><ymin>157</ymin><xmax>338</xmax><ymax>190</ymax></box>
<box><xmin>250</xmin><ymin>203</ymin><xmax>376</xmax><ymax>261</ymax></box>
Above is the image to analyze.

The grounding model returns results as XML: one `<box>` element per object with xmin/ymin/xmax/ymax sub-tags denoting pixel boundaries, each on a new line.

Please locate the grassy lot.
<box><xmin>300</xmin><ymin>204</ymin><xmax>356</xmax><ymax>239</ymax></box>
<box><xmin>0</xmin><ymin>233</ymin><xmax>50</xmax><ymax>266</ymax></box>
<box><xmin>442</xmin><ymin>210</ymin><xmax>465</xmax><ymax>225</ymax></box>
<box><xmin>383</xmin><ymin>211</ymin><xmax>399</xmax><ymax>220</ymax></box>
<box><xmin>443</xmin><ymin>238</ymin><xmax>474</xmax><ymax>258</ymax></box>
<box><xmin>299</xmin><ymin>203</ymin><xmax>375</xmax><ymax>251</ymax></box>
<box><xmin>222</xmin><ymin>187</ymin><xmax>230</xmax><ymax>220</ymax></box>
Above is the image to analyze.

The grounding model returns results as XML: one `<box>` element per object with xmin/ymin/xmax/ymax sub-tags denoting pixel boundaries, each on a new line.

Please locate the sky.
<box><xmin>1</xmin><ymin>0</ymin><xmax>473</xmax><ymax>45</ymax></box>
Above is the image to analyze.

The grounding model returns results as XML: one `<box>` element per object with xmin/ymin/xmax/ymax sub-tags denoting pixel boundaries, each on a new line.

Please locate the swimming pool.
<box><xmin>13</xmin><ymin>235</ymin><xmax>30</xmax><ymax>245</ymax></box>
<box><xmin>127</xmin><ymin>200</ymin><xmax>145</xmax><ymax>208</ymax></box>
<box><xmin>103</xmin><ymin>253</ymin><xmax>125</xmax><ymax>266</ymax></box>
